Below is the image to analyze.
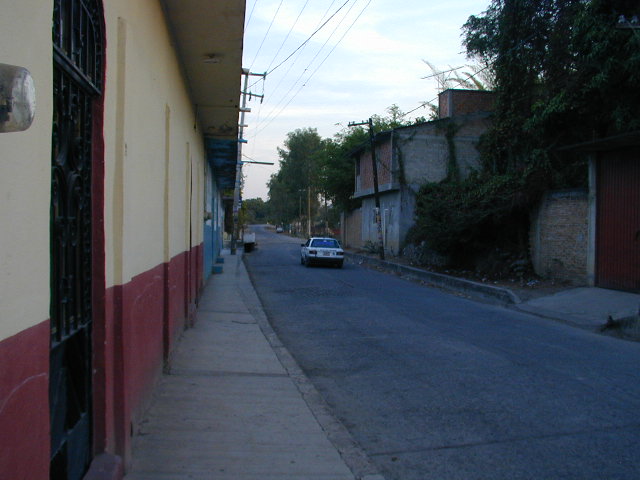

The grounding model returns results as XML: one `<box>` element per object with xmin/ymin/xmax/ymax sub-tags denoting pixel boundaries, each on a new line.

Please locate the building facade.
<box><xmin>346</xmin><ymin>90</ymin><xmax>494</xmax><ymax>255</ymax></box>
<box><xmin>0</xmin><ymin>1</ymin><xmax>244</xmax><ymax>478</ymax></box>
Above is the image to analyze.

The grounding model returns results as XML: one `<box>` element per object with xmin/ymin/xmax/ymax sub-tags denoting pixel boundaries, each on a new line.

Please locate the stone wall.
<box><xmin>530</xmin><ymin>189</ymin><xmax>589</xmax><ymax>284</ymax></box>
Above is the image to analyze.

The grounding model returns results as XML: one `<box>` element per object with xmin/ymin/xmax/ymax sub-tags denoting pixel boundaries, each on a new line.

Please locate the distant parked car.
<box><xmin>301</xmin><ymin>237</ymin><xmax>344</xmax><ymax>268</ymax></box>
<box><xmin>276</xmin><ymin>226</ymin><xmax>284</xmax><ymax>233</ymax></box>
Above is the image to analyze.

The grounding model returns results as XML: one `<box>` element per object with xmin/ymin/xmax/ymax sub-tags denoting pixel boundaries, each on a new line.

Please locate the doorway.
<box><xmin>50</xmin><ymin>1</ymin><xmax>104</xmax><ymax>478</ymax></box>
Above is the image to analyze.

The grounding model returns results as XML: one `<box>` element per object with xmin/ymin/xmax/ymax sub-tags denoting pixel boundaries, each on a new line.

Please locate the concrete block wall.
<box><xmin>396</xmin><ymin>129</ymin><xmax>449</xmax><ymax>186</ymax></box>
<box><xmin>350</xmin><ymin>194</ymin><xmax>403</xmax><ymax>255</ymax></box>
<box><xmin>341</xmin><ymin>208</ymin><xmax>363</xmax><ymax>249</ymax></box>
<box><xmin>396</xmin><ymin>116</ymin><xmax>488</xmax><ymax>188</ymax></box>
<box><xmin>530</xmin><ymin>190</ymin><xmax>589</xmax><ymax>284</ymax></box>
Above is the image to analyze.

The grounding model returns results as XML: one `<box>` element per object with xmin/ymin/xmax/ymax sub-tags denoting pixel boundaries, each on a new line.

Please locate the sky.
<box><xmin>240</xmin><ymin>0</ymin><xmax>490</xmax><ymax>200</ymax></box>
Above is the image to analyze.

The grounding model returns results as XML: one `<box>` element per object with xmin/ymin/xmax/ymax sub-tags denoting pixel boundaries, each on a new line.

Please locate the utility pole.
<box><xmin>230</xmin><ymin>68</ymin><xmax>265</xmax><ymax>254</ymax></box>
<box><xmin>307</xmin><ymin>184</ymin><xmax>311</xmax><ymax>237</ymax></box>
<box><xmin>348</xmin><ymin>118</ymin><xmax>384</xmax><ymax>260</ymax></box>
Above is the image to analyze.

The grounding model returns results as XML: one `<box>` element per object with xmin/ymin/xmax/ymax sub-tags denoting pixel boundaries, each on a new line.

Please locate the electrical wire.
<box><xmin>245</xmin><ymin>0</ymin><xmax>259</xmax><ymax>30</ymax></box>
<box><xmin>247</xmin><ymin>0</ymin><xmax>338</xmax><ymax>91</ymax></box>
<box><xmin>267</xmin><ymin>0</ymin><xmax>353</xmax><ymax>76</ymax></box>
<box><xmin>248</xmin><ymin>0</ymin><xmax>285</xmax><ymax>72</ymax></box>
<box><xmin>254</xmin><ymin>0</ymin><xmax>372</xmax><ymax>137</ymax></box>
<box><xmin>247</xmin><ymin>0</ymin><xmax>352</xmax><ymax>143</ymax></box>
<box><xmin>303</xmin><ymin>0</ymin><xmax>372</xmax><ymax>87</ymax></box>
<box><xmin>253</xmin><ymin>8</ymin><xmax>355</xmax><ymax>135</ymax></box>
<box><xmin>255</xmin><ymin>0</ymin><xmax>359</xmax><ymax>132</ymax></box>
<box><xmin>265</xmin><ymin>0</ymin><xmax>311</xmax><ymax>73</ymax></box>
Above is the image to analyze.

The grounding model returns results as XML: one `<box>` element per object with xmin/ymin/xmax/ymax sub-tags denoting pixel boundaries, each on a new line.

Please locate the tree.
<box><xmin>422</xmin><ymin>60</ymin><xmax>495</xmax><ymax>92</ymax></box>
<box><xmin>409</xmin><ymin>0</ymin><xmax>640</xmax><ymax>268</ymax></box>
<box><xmin>267</xmin><ymin>128</ymin><xmax>323</xmax><ymax>228</ymax></box>
<box><xmin>463</xmin><ymin>0</ymin><xmax>640</xmax><ymax>175</ymax></box>
<box><xmin>315</xmin><ymin>104</ymin><xmax>419</xmax><ymax>212</ymax></box>
<box><xmin>264</xmin><ymin>106</ymin><xmax>419</xmax><ymax>231</ymax></box>
<box><xmin>316</xmin><ymin>129</ymin><xmax>366</xmax><ymax>212</ymax></box>
<box><xmin>242</xmin><ymin>198</ymin><xmax>268</xmax><ymax>224</ymax></box>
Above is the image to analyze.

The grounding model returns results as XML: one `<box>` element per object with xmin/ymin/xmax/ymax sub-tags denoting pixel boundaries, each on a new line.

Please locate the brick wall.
<box><xmin>439</xmin><ymin>89</ymin><xmax>495</xmax><ymax>118</ymax></box>
<box><xmin>530</xmin><ymin>190</ymin><xmax>588</xmax><ymax>284</ymax></box>
<box><xmin>357</xmin><ymin>141</ymin><xmax>394</xmax><ymax>192</ymax></box>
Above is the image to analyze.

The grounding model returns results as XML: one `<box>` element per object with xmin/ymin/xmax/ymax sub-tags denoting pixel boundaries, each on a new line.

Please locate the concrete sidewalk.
<box><xmin>347</xmin><ymin>252</ymin><xmax>640</xmax><ymax>330</ymax></box>
<box><xmin>514</xmin><ymin>287</ymin><xmax>640</xmax><ymax>328</ymax></box>
<box><xmin>125</xmin><ymin>252</ymin><xmax>382</xmax><ymax>480</ymax></box>
<box><xmin>124</xmin><ymin>249</ymin><xmax>639</xmax><ymax>480</ymax></box>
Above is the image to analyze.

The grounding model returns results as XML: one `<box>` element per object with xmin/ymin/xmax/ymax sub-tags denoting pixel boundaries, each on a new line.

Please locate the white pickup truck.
<box><xmin>243</xmin><ymin>232</ymin><xmax>256</xmax><ymax>252</ymax></box>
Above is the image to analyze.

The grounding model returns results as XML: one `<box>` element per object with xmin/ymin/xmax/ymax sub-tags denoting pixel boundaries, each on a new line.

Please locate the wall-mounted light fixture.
<box><xmin>0</xmin><ymin>63</ymin><xmax>35</xmax><ymax>133</ymax></box>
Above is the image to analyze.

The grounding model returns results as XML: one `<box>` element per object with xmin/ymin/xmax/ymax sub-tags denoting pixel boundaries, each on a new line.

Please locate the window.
<box><xmin>311</xmin><ymin>239</ymin><xmax>339</xmax><ymax>248</ymax></box>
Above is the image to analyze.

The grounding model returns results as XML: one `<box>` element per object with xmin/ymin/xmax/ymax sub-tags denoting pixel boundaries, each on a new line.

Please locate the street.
<box><xmin>244</xmin><ymin>225</ymin><xmax>640</xmax><ymax>480</ymax></box>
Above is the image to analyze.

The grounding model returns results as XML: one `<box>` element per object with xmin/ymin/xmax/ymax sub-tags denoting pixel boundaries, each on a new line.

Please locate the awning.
<box><xmin>160</xmin><ymin>0</ymin><xmax>244</xmax><ymax>189</ymax></box>
<box><xmin>205</xmin><ymin>137</ymin><xmax>238</xmax><ymax>189</ymax></box>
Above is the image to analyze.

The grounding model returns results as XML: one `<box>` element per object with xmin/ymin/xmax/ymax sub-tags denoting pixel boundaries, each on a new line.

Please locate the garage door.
<box><xmin>596</xmin><ymin>147</ymin><xmax>640</xmax><ymax>292</ymax></box>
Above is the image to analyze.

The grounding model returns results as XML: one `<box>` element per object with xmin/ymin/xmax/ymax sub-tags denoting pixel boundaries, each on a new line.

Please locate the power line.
<box><xmin>245</xmin><ymin>0</ymin><xmax>259</xmax><ymax>30</ymax></box>
<box><xmin>404</xmin><ymin>98</ymin><xmax>436</xmax><ymax>117</ymax></box>
<box><xmin>267</xmin><ymin>0</ymin><xmax>352</xmax><ymax>76</ymax></box>
<box><xmin>255</xmin><ymin>0</ymin><xmax>360</xmax><ymax>132</ymax></box>
<box><xmin>303</xmin><ymin>0</ymin><xmax>371</xmax><ymax>85</ymax></box>
<box><xmin>254</xmin><ymin>0</ymin><xmax>371</xmax><ymax>137</ymax></box>
<box><xmin>249</xmin><ymin>0</ymin><xmax>285</xmax><ymax>72</ymax></box>
<box><xmin>247</xmin><ymin>0</ymin><xmax>338</xmax><ymax>91</ymax></box>
<box><xmin>265</xmin><ymin>0</ymin><xmax>311</xmax><ymax>72</ymax></box>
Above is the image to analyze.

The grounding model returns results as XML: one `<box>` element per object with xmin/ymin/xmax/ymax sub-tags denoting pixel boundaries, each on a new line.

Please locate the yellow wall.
<box><xmin>0</xmin><ymin>0</ymin><xmax>210</xmax><ymax>339</ymax></box>
<box><xmin>103</xmin><ymin>0</ymin><xmax>206</xmax><ymax>287</ymax></box>
<box><xmin>0</xmin><ymin>0</ymin><xmax>53</xmax><ymax>340</ymax></box>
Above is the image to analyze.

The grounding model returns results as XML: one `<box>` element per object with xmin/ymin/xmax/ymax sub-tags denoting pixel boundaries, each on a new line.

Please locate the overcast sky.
<box><xmin>240</xmin><ymin>0</ymin><xmax>489</xmax><ymax>200</ymax></box>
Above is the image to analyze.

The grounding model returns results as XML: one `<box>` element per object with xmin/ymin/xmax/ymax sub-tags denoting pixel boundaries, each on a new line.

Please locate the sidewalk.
<box><xmin>514</xmin><ymin>287</ymin><xmax>640</xmax><ymax>328</ymax></box>
<box><xmin>125</xmin><ymin>251</ymin><xmax>382</xmax><ymax>480</ymax></box>
<box><xmin>124</xmin><ymin>250</ymin><xmax>639</xmax><ymax>479</ymax></box>
<box><xmin>347</xmin><ymin>252</ymin><xmax>640</xmax><ymax>330</ymax></box>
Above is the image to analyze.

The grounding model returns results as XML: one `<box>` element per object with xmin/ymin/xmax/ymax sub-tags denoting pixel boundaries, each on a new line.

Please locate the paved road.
<box><xmin>244</xmin><ymin>225</ymin><xmax>640</xmax><ymax>480</ymax></box>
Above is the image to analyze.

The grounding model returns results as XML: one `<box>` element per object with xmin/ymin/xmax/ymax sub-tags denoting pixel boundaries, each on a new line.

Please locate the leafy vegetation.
<box><xmin>244</xmin><ymin>0</ymin><xmax>640</xmax><ymax>271</ymax></box>
<box><xmin>251</xmin><ymin>106</ymin><xmax>418</xmax><ymax>232</ymax></box>
<box><xmin>422</xmin><ymin>60</ymin><xmax>495</xmax><ymax>92</ymax></box>
<box><xmin>410</xmin><ymin>0</ymin><xmax>640</xmax><ymax>267</ymax></box>
<box><xmin>240</xmin><ymin>198</ymin><xmax>268</xmax><ymax>224</ymax></box>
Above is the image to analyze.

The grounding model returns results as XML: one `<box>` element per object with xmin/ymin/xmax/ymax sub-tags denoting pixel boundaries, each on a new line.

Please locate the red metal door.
<box><xmin>596</xmin><ymin>148</ymin><xmax>640</xmax><ymax>292</ymax></box>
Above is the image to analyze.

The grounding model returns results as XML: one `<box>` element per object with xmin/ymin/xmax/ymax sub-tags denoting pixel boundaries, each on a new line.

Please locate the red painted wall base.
<box><xmin>0</xmin><ymin>320</ymin><xmax>50</xmax><ymax>479</ymax></box>
<box><xmin>0</xmin><ymin>243</ymin><xmax>203</xmax><ymax>479</ymax></box>
<box><xmin>97</xmin><ymin>243</ymin><xmax>203</xmax><ymax>469</ymax></box>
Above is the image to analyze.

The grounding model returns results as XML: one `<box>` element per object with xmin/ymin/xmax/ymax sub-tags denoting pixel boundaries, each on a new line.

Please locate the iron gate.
<box><xmin>50</xmin><ymin>1</ymin><xmax>102</xmax><ymax>478</ymax></box>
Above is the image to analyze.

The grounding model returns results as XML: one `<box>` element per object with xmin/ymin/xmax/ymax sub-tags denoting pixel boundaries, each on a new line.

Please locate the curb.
<box><xmin>240</xmin><ymin>254</ymin><xmax>386</xmax><ymax>480</ymax></box>
<box><xmin>346</xmin><ymin>252</ymin><xmax>521</xmax><ymax>306</ymax></box>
